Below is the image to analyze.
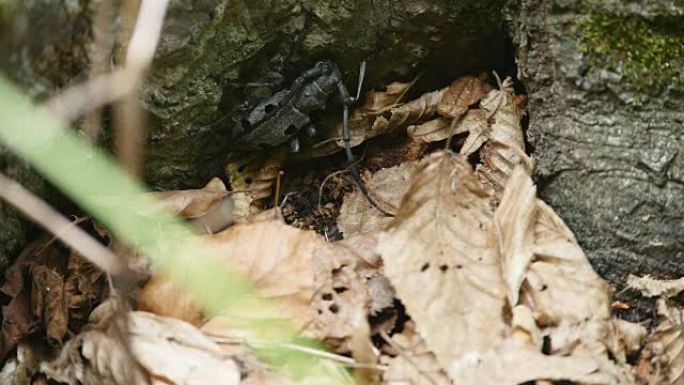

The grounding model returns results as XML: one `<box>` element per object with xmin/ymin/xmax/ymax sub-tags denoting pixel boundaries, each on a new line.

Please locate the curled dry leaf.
<box><xmin>626</xmin><ymin>274</ymin><xmax>684</xmax><ymax>298</ymax></box>
<box><xmin>638</xmin><ymin>300</ymin><xmax>684</xmax><ymax>385</ymax></box>
<box><xmin>371</xmin><ymin>88</ymin><xmax>446</xmax><ymax>137</ymax></box>
<box><xmin>335</xmin><ymin>81</ymin><xmax>414</xmax><ymax>148</ymax></box>
<box><xmin>407</xmin><ymin>108</ymin><xmax>489</xmax><ymax>147</ymax></box>
<box><xmin>338</xmin><ymin>161</ymin><xmax>417</xmax><ymax>237</ymax></box>
<box><xmin>475</xmin><ymin>76</ymin><xmax>532</xmax><ymax>199</ymax></box>
<box><xmin>42</xmin><ymin>299</ymin><xmax>239</xmax><ymax>385</ymax></box>
<box><xmin>497</xmin><ymin>167</ymin><xmax>611</xmax><ymax>324</ymax></box>
<box><xmin>436</xmin><ymin>73</ymin><xmax>491</xmax><ymax>118</ymax></box>
<box><xmin>378</xmin><ymin>151</ymin><xmax>508</xmax><ymax>371</ymax></box>
<box><xmin>545</xmin><ymin>318</ymin><xmax>646</xmax><ymax>366</ymax></box>
<box><xmin>406</xmin><ymin>117</ymin><xmax>451</xmax><ymax>143</ymax></box>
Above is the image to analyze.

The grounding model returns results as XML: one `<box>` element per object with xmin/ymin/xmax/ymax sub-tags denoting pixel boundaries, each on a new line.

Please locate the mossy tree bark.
<box><xmin>507</xmin><ymin>0</ymin><xmax>684</xmax><ymax>289</ymax></box>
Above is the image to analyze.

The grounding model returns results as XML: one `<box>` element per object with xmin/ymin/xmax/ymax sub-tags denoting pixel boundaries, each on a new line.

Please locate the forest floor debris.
<box><xmin>1</xmin><ymin>72</ymin><xmax>682</xmax><ymax>385</ymax></box>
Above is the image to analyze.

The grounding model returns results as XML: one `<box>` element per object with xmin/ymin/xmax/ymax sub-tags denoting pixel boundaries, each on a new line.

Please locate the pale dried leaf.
<box><xmin>381</xmin><ymin>323</ymin><xmax>450</xmax><ymax>385</ymax></box>
<box><xmin>370</xmin><ymin>88</ymin><xmax>446</xmax><ymax>137</ymax></box>
<box><xmin>227</xmin><ymin>159</ymin><xmax>282</xmax><ymax>221</ymax></box>
<box><xmin>42</xmin><ymin>305</ymin><xmax>240</xmax><ymax>385</ymax></box>
<box><xmin>378</xmin><ymin>151</ymin><xmax>508</xmax><ymax>371</ymax></box>
<box><xmin>475</xmin><ymin>76</ymin><xmax>532</xmax><ymax>199</ymax></box>
<box><xmin>437</xmin><ymin>74</ymin><xmax>491</xmax><ymax>118</ymax></box>
<box><xmin>627</xmin><ymin>275</ymin><xmax>684</xmax><ymax>298</ymax></box>
<box><xmin>406</xmin><ymin>117</ymin><xmax>451</xmax><ymax>143</ymax></box>
<box><xmin>338</xmin><ymin>161</ymin><xmax>417</xmax><ymax>237</ymax></box>
<box><xmin>200</xmin><ymin>218</ymin><xmax>370</xmax><ymax>351</ymax></box>
<box><xmin>335</xmin><ymin>81</ymin><xmax>414</xmax><ymax>148</ymax></box>
<box><xmin>129</xmin><ymin>312</ymin><xmax>240</xmax><ymax>385</ymax></box>
<box><xmin>546</xmin><ymin>319</ymin><xmax>646</xmax><ymax>365</ymax></box>
<box><xmin>455</xmin><ymin>109</ymin><xmax>489</xmax><ymax>156</ymax></box>
<box><xmin>148</xmin><ymin>177</ymin><xmax>228</xmax><ymax>218</ymax></box>
<box><xmin>498</xmin><ymin>167</ymin><xmax>612</xmax><ymax>324</ymax></box>
<box><xmin>138</xmin><ymin>273</ymin><xmax>204</xmax><ymax>325</ymax></box>
<box><xmin>494</xmin><ymin>165</ymin><xmax>536</xmax><ymax>307</ymax></box>
<box><xmin>448</xmin><ymin>337</ymin><xmax>634</xmax><ymax>385</ymax></box>
<box><xmin>639</xmin><ymin>300</ymin><xmax>684</xmax><ymax>385</ymax></box>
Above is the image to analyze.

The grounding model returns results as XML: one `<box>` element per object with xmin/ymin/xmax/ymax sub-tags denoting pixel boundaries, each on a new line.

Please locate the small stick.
<box><xmin>274</xmin><ymin>170</ymin><xmax>285</xmax><ymax>207</ymax></box>
<box><xmin>0</xmin><ymin>173</ymin><xmax>131</xmax><ymax>278</ymax></box>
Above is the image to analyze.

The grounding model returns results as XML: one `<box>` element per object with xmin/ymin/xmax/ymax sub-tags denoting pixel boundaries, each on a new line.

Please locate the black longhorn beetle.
<box><xmin>226</xmin><ymin>60</ymin><xmax>394</xmax><ymax>216</ymax></box>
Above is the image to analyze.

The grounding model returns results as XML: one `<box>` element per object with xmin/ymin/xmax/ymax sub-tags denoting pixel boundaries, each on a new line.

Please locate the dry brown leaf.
<box><xmin>454</xmin><ymin>109</ymin><xmax>490</xmax><ymax>155</ymax></box>
<box><xmin>1</xmin><ymin>235</ymin><xmax>105</xmax><ymax>358</ymax></box>
<box><xmin>497</xmin><ymin>167</ymin><xmax>612</xmax><ymax>325</ymax></box>
<box><xmin>436</xmin><ymin>73</ymin><xmax>491</xmax><ymax>118</ymax></box>
<box><xmin>371</xmin><ymin>88</ymin><xmax>447</xmax><ymax>137</ymax></box>
<box><xmin>405</xmin><ymin>117</ymin><xmax>451</xmax><ymax>143</ymax></box>
<box><xmin>545</xmin><ymin>318</ymin><xmax>646</xmax><ymax>366</ymax></box>
<box><xmin>378</xmin><ymin>151</ymin><xmax>508</xmax><ymax>371</ymax></box>
<box><xmin>638</xmin><ymin>300</ymin><xmax>684</xmax><ymax>385</ymax></box>
<box><xmin>129</xmin><ymin>312</ymin><xmax>240</xmax><ymax>385</ymax></box>
<box><xmin>627</xmin><ymin>275</ymin><xmax>684</xmax><ymax>298</ymax></box>
<box><xmin>338</xmin><ymin>161</ymin><xmax>417</xmax><ymax>237</ymax></box>
<box><xmin>335</xmin><ymin>81</ymin><xmax>414</xmax><ymax>148</ymax></box>
<box><xmin>448</xmin><ymin>336</ymin><xmax>634</xmax><ymax>385</ymax></box>
<box><xmin>149</xmin><ymin>177</ymin><xmax>228</xmax><ymax>218</ymax></box>
<box><xmin>198</xmin><ymin>216</ymin><xmax>370</xmax><ymax>352</ymax></box>
<box><xmin>137</xmin><ymin>273</ymin><xmax>204</xmax><ymax>325</ymax></box>
<box><xmin>42</xmin><ymin>298</ymin><xmax>240</xmax><ymax>385</ymax></box>
<box><xmin>494</xmin><ymin>165</ymin><xmax>536</xmax><ymax>307</ymax></box>
<box><xmin>227</xmin><ymin>159</ymin><xmax>282</xmax><ymax>221</ymax></box>
<box><xmin>475</xmin><ymin>76</ymin><xmax>532</xmax><ymax>199</ymax></box>
<box><xmin>380</xmin><ymin>322</ymin><xmax>450</xmax><ymax>385</ymax></box>
<box><xmin>41</xmin><ymin>297</ymin><xmax>149</xmax><ymax>385</ymax></box>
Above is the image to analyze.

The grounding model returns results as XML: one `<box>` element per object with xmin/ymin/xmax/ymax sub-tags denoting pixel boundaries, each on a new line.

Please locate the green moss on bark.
<box><xmin>580</xmin><ymin>13</ymin><xmax>684</xmax><ymax>93</ymax></box>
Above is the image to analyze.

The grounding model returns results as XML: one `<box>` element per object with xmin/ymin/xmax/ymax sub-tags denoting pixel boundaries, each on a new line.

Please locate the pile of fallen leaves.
<box><xmin>2</xmin><ymin>73</ymin><xmax>683</xmax><ymax>385</ymax></box>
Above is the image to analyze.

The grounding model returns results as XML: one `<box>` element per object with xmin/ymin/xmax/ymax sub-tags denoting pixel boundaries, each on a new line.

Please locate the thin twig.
<box><xmin>0</xmin><ymin>173</ymin><xmax>130</xmax><ymax>277</ymax></box>
<box><xmin>44</xmin><ymin>0</ymin><xmax>170</xmax><ymax>121</ymax></box>
<box><xmin>83</xmin><ymin>0</ymin><xmax>115</xmax><ymax>141</ymax></box>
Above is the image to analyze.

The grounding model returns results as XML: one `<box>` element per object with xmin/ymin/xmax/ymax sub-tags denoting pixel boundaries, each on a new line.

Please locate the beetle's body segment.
<box><xmin>230</xmin><ymin>61</ymin><xmax>344</xmax><ymax>152</ymax></box>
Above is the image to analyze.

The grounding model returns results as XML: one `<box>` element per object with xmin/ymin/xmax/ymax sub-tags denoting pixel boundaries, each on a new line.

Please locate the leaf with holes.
<box><xmin>378</xmin><ymin>151</ymin><xmax>508</xmax><ymax>371</ymax></box>
<box><xmin>196</xmin><ymin>212</ymin><xmax>371</xmax><ymax>353</ymax></box>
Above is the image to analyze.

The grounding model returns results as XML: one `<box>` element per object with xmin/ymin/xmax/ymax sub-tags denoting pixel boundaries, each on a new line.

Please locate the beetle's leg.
<box><xmin>339</xmin><ymin>62</ymin><xmax>395</xmax><ymax>217</ymax></box>
<box><xmin>251</xmin><ymin>63</ymin><xmax>328</xmax><ymax>128</ymax></box>
<box><xmin>289</xmin><ymin>137</ymin><xmax>300</xmax><ymax>153</ymax></box>
<box><xmin>305</xmin><ymin>123</ymin><xmax>317</xmax><ymax>137</ymax></box>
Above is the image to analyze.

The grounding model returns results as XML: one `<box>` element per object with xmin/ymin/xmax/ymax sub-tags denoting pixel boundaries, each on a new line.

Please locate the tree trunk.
<box><xmin>507</xmin><ymin>0</ymin><xmax>684</xmax><ymax>289</ymax></box>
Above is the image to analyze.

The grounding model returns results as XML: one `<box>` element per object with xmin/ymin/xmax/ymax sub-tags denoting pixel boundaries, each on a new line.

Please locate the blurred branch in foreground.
<box><xmin>43</xmin><ymin>0</ymin><xmax>168</xmax><ymax>123</ymax></box>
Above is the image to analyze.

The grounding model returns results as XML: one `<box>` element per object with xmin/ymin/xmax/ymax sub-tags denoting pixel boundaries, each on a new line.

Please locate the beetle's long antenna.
<box><xmin>340</xmin><ymin>62</ymin><xmax>395</xmax><ymax>217</ymax></box>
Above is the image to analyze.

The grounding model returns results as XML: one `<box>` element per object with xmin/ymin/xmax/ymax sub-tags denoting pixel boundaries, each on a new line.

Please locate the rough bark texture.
<box><xmin>507</xmin><ymin>0</ymin><xmax>684</xmax><ymax>288</ymax></box>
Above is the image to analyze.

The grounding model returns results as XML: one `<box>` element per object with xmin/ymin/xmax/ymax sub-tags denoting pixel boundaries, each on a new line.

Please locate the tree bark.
<box><xmin>507</xmin><ymin>0</ymin><xmax>684</xmax><ymax>289</ymax></box>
